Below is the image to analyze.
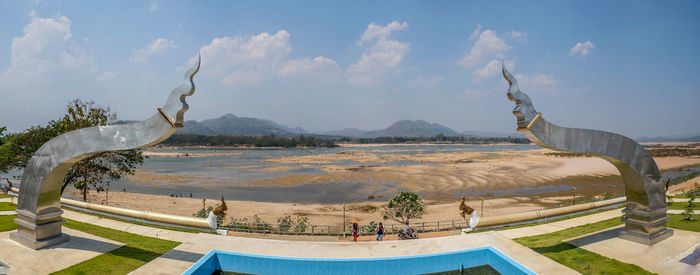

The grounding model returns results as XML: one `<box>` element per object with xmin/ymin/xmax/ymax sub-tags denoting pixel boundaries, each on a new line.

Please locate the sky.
<box><xmin>0</xmin><ymin>1</ymin><xmax>698</xmax><ymax>138</ymax></box>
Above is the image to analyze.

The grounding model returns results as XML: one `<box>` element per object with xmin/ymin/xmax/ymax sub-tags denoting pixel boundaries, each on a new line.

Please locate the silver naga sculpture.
<box><xmin>502</xmin><ymin>63</ymin><xmax>672</xmax><ymax>245</ymax></box>
<box><xmin>12</xmin><ymin>56</ymin><xmax>204</xmax><ymax>249</ymax></box>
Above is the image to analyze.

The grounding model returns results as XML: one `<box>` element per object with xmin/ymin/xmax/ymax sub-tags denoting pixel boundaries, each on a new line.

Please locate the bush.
<box><xmin>277</xmin><ymin>215</ymin><xmax>293</xmax><ymax>232</ymax></box>
<box><xmin>361</xmin><ymin>221</ymin><xmax>377</xmax><ymax>235</ymax></box>
<box><xmin>294</xmin><ymin>216</ymin><xmax>309</xmax><ymax>233</ymax></box>
<box><xmin>252</xmin><ymin>215</ymin><xmax>272</xmax><ymax>232</ymax></box>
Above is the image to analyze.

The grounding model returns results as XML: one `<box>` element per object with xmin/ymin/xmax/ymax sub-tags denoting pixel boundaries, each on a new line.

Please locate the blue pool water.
<box><xmin>183</xmin><ymin>246</ymin><xmax>536</xmax><ymax>275</ymax></box>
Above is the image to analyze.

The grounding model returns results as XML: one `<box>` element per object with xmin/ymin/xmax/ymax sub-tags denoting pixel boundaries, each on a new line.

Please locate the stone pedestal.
<box><xmin>10</xmin><ymin>209</ymin><xmax>69</xmax><ymax>249</ymax></box>
<box><xmin>619</xmin><ymin>208</ymin><xmax>674</xmax><ymax>245</ymax></box>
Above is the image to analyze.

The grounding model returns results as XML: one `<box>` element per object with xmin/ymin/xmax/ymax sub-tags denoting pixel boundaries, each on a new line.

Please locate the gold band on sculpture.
<box><xmin>517</xmin><ymin>113</ymin><xmax>542</xmax><ymax>132</ymax></box>
<box><xmin>158</xmin><ymin>108</ymin><xmax>177</xmax><ymax>127</ymax></box>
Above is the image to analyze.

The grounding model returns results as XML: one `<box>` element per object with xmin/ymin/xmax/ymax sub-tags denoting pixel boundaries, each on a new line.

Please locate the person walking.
<box><xmin>376</xmin><ymin>222</ymin><xmax>384</xmax><ymax>241</ymax></box>
<box><xmin>352</xmin><ymin>222</ymin><xmax>359</xmax><ymax>242</ymax></box>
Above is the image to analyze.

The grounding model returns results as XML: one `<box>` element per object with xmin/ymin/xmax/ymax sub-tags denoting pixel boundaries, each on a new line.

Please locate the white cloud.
<box><xmin>193</xmin><ymin>30</ymin><xmax>291</xmax><ymax>80</ymax></box>
<box><xmin>0</xmin><ymin>11</ymin><xmax>98</xmax><ymax>131</ymax></box>
<box><xmin>514</xmin><ymin>74</ymin><xmax>560</xmax><ymax>94</ymax></box>
<box><xmin>473</xmin><ymin>59</ymin><xmax>514</xmax><ymax>81</ymax></box>
<box><xmin>130</xmin><ymin>38</ymin><xmax>178</xmax><ymax>63</ymax></box>
<box><xmin>458</xmin><ymin>29</ymin><xmax>510</xmax><ymax>68</ymax></box>
<box><xmin>469</xmin><ymin>24</ymin><xmax>482</xmax><ymax>40</ymax></box>
<box><xmin>569</xmin><ymin>41</ymin><xmax>595</xmax><ymax>57</ymax></box>
<box><xmin>348</xmin><ymin>21</ymin><xmax>409</xmax><ymax>84</ymax></box>
<box><xmin>278</xmin><ymin>56</ymin><xmax>341</xmax><ymax>79</ymax></box>
<box><xmin>459</xmin><ymin>89</ymin><xmax>490</xmax><ymax>100</ymax></box>
<box><xmin>149</xmin><ymin>3</ymin><xmax>158</xmax><ymax>12</ymax></box>
<box><xmin>358</xmin><ymin>21</ymin><xmax>408</xmax><ymax>46</ymax></box>
<box><xmin>509</xmin><ymin>31</ymin><xmax>527</xmax><ymax>41</ymax></box>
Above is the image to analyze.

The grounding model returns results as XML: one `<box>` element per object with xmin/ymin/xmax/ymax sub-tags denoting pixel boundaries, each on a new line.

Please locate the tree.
<box><xmin>0</xmin><ymin>125</ymin><xmax>59</xmax><ymax>173</ymax></box>
<box><xmin>0</xmin><ymin>99</ymin><xmax>144</xmax><ymax>201</ymax></box>
<box><xmin>382</xmin><ymin>191</ymin><xmax>426</xmax><ymax>226</ymax></box>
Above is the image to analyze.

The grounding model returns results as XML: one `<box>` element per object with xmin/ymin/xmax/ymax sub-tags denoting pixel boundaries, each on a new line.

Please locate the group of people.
<box><xmin>351</xmin><ymin>222</ymin><xmax>385</xmax><ymax>242</ymax></box>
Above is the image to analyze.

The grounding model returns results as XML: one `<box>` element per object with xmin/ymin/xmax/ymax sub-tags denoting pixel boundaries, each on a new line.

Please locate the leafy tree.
<box><xmin>56</xmin><ymin>100</ymin><xmax>145</xmax><ymax>201</ymax></box>
<box><xmin>0</xmin><ymin>99</ymin><xmax>144</xmax><ymax>201</ymax></box>
<box><xmin>0</xmin><ymin>125</ymin><xmax>59</xmax><ymax>173</ymax></box>
<box><xmin>382</xmin><ymin>191</ymin><xmax>426</xmax><ymax>226</ymax></box>
<box><xmin>0</xmin><ymin>126</ymin><xmax>6</xmax><ymax>146</ymax></box>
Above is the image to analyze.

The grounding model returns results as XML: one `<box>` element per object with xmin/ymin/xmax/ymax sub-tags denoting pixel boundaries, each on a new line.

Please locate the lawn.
<box><xmin>668</xmin><ymin>214</ymin><xmax>700</xmax><ymax>232</ymax></box>
<box><xmin>0</xmin><ymin>215</ymin><xmax>17</xmax><ymax>232</ymax></box>
<box><xmin>0</xmin><ymin>202</ymin><xmax>17</xmax><ymax>211</ymax></box>
<box><xmin>52</xmin><ymin>218</ymin><xmax>181</xmax><ymax>275</ymax></box>
<box><xmin>668</xmin><ymin>201</ymin><xmax>698</xmax><ymax>210</ymax></box>
<box><xmin>0</xmin><ymin>194</ymin><xmax>13</xmax><ymax>199</ymax></box>
<box><xmin>514</xmin><ymin>217</ymin><xmax>653</xmax><ymax>274</ymax></box>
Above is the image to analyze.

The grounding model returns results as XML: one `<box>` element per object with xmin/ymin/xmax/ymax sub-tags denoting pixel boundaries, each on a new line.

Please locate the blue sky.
<box><xmin>0</xmin><ymin>1</ymin><xmax>698</xmax><ymax>138</ymax></box>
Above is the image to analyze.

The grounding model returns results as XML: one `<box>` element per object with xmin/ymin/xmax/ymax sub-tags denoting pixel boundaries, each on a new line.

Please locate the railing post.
<box><xmin>248</xmin><ymin>222</ymin><xmax>251</xmax><ymax>233</ymax></box>
<box><xmin>392</xmin><ymin>224</ymin><xmax>394</xmax><ymax>233</ymax></box>
<box><xmin>328</xmin><ymin>225</ymin><xmax>330</xmax><ymax>236</ymax></box>
<box><xmin>452</xmin><ymin>220</ymin><xmax>454</xmax><ymax>230</ymax></box>
<box><xmin>437</xmin><ymin>221</ymin><xmax>440</xmax><ymax>231</ymax></box>
<box><xmin>312</xmin><ymin>225</ymin><xmax>315</xmax><ymax>236</ymax></box>
<box><xmin>422</xmin><ymin>222</ymin><xmax>425</xmax><ymax>232</ymax></box>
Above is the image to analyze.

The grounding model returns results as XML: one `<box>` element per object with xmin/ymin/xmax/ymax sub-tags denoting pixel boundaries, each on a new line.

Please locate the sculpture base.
<box><xmin>12</xmin><ymin>209</ymin><xmax>68</xmax><ymax>249</ymax></box>
<box><xmin>619</xmin><ymin>228</ymin><xmax>673</xmax><ymax>246</ymax></box>
<box><xmin>10</xmin><ymin>232</ymin><xmax>69</xmax><ymax>250</ymax></box>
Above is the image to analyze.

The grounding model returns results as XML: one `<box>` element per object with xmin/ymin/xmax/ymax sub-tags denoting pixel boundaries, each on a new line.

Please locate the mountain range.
<box><xmin>118</xmin><ymin>113</ymin><xmax>699</xmax><ymax>141</ymax></box>
<box><xmin>170</xmin><ymin>113</ymin><xmax>517</xmax><ymax>138</ymax></box>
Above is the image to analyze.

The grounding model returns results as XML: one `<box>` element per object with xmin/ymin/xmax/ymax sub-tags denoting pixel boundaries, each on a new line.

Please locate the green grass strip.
<box><xmin>0</xmin><ymin>194</ymin><xmax>13</xmax><ymax>199</ymax></box>
<box><xmin>52</xmin><ymin>218</ymin><xmax>181</xmax><ymax>275</ymax></box>
<box><xmin>514</xmin><ymin>217</ymin><xmax>653</xmax><ymax>274</ymax></box>
<box><xmin>0</xmin><ymin>215</ymin><xmax>17</xmax><ymax>232</ymax></box>
<box><xmin>668</xmin><ymin>201</ymin><xmax>699</xmax><ymax>210</ymax></box>
<box><xmin>668</xmin><ymin>214</ymin><xmax>700</xmax><ymax>232</ymax></box>
<box><xmin>0</xmin><ymin>202</ymin><xmax>17</xmax><ymax>211</ymax></box>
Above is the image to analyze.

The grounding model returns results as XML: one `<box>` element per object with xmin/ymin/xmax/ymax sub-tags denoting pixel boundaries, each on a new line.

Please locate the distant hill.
<box><xmin>123</xmin><ymin>113</ymin><xmax>525</xmax><ymax>138</ymax></box>
<box><xmin>175</xmin><ymin>113</ymin><xmax>307</xmax><ymax>137</ymax></box>
<box><xmin>364</xmin><ymin>120</ymin><xmax>461</xmax><ymax>138</ymax></box>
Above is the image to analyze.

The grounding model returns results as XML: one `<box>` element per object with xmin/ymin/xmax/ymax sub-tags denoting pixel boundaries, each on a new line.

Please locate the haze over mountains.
<box><xmin>174</xmin><ymin>113</ymin><xmax>518</xmax><ymax>138</ymax></box>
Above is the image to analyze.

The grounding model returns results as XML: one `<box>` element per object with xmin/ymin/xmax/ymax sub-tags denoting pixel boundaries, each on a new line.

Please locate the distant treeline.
<box><xmin>162</xmin><ymin>134</ymin><xmax>531</xmax><ymax>147</ymax></box>
<box><xmin>162</xmin><ymin>134</ymin><xmax>338</xmax><ymax>148</ymax></box>
<box><xmin>339</xmin><ymin>135</ymin><xmax>531</xmax><ymax>144</ymax></box>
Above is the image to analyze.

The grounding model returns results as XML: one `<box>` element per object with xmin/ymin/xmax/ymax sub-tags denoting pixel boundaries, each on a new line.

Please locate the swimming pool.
<box><xmin>183</xmin><ymin>246</ymin><xmax>536</xmax><ymax>275</ymax></box>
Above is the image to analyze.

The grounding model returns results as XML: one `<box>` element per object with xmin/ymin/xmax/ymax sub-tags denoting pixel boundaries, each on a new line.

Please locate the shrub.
<box><xmin>277</xmin><ymin>215</ymin><xmax>293</xmax><ymax>232</ymax></box>
<box><xmin>294</xmin><ymin>216</ymin><xmax>309</xmax><ymax>233</ymax></box>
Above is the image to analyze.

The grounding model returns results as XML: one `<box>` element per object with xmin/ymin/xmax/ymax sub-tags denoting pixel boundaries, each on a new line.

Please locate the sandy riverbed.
<box><xmin>62</xmin><ymin>148</ymin><xmax>700</xmax><ymax>226</ymax></box>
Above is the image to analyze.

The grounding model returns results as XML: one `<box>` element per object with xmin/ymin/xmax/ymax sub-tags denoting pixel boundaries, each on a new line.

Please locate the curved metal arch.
<box><xmin>12</xmin><ymin>55</ymin><xmax>201</xmax><ymax>249</ymax></box>
<box><xmin>502</xmin><ymin>63</ymin><xmax>672</xmax><ymax>245</ymax></box>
